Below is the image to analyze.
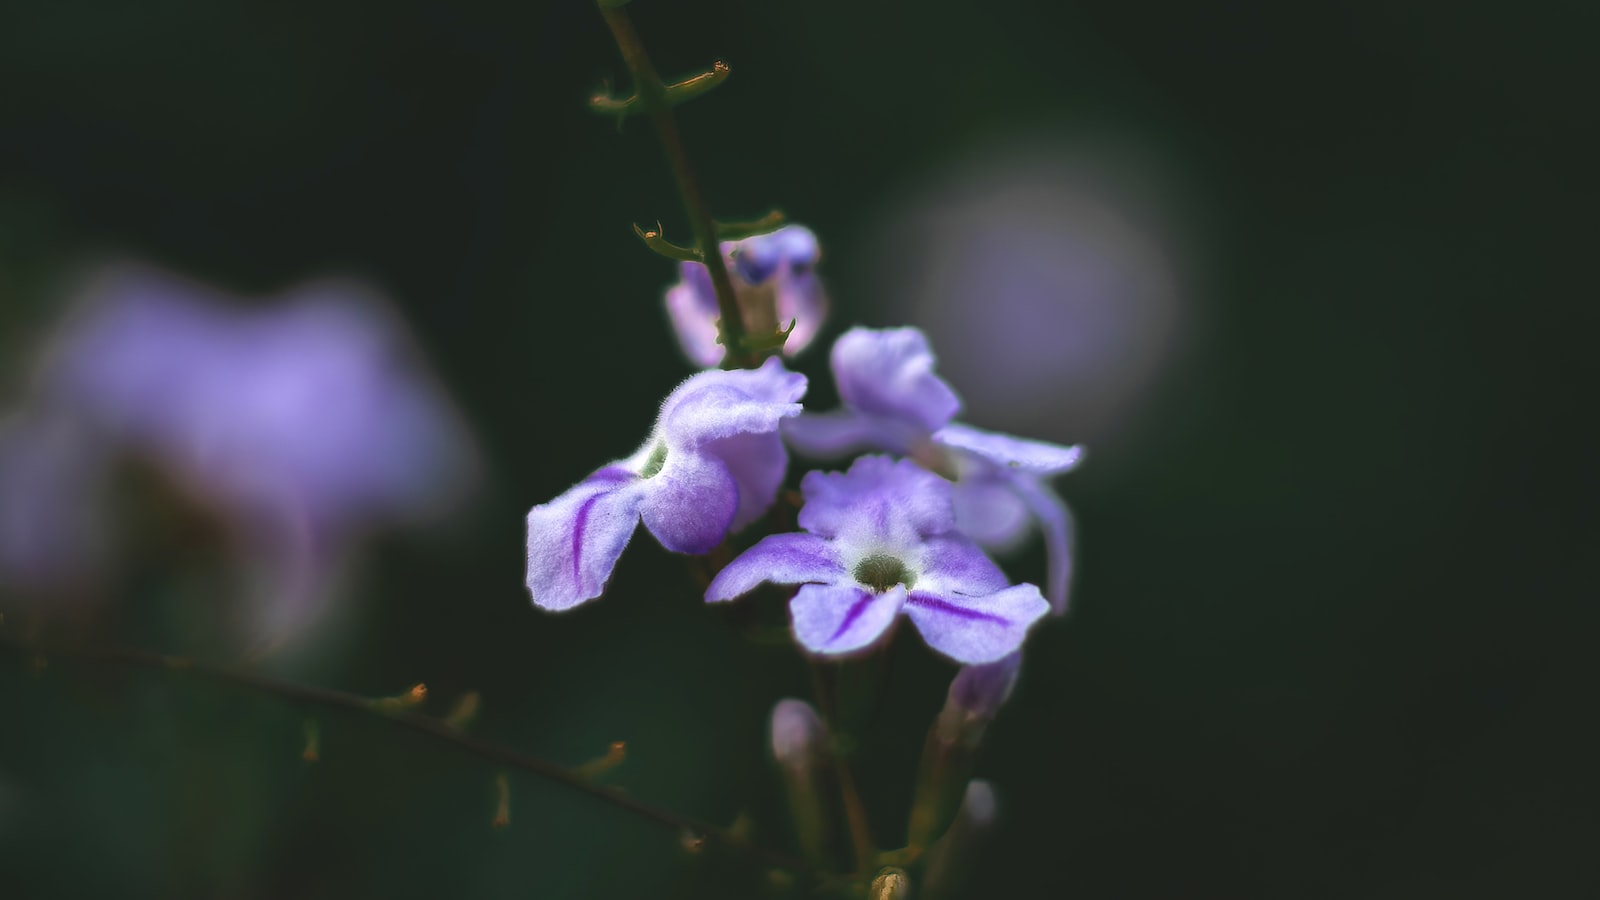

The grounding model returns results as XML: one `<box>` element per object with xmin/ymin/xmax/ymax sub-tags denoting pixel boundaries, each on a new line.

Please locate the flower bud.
<box><xmin>768</xmin><ymin>698</ymin><xmax>831</xmax><ymax>865</ymax></box>
<box><xmin>908</xmin><ymin>654</ymin><xmax>1023</xmax><ymax>849</ymax></box>
<box><xmin>870</xmin><ymin>867</ymin><xmax>911</xmax><ymax>900</ymax></box>
<box><xmin>943</xmin><ymin>652</ymin><xmax>1022</xmax><ymax>738</ymax></box>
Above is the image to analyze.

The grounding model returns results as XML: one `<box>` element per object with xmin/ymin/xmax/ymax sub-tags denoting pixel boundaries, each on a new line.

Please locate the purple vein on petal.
<box><xmin>571</xmin><ymin>492</ymin><xmax>604</xmax><ymax>587</ymax></box>
<box><xmin>905</xmin><ymin>592</ymin><xmax>1009</xmax><ymax>624</ymax></box>
<box><xmin>830</xmin><ymin>590</ymin><xmax>876</xmax><ymax>643</ymax></box>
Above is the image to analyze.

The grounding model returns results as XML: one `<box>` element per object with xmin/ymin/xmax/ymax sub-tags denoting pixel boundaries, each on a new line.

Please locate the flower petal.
<box><xmin>950</xmin><ymin>475</ymin><xmax>1032</xmax><ymax>550</ymax></box>
<box><xmin>831</xmin><ymin>327</ymin><xmax>961</xmax><ymax>433</ymax></box>
<box><xmin>701</xmin><ymin>430</ymin><xmax>789</xmax><ymax>531</ymax></box>
<box><xmin>659</xmin><ymin>357</ymin><xmax>807</xmax><ymax>447</ymax></box>
<box><xmin>706</xmin><ymin>532</ymin><xmax>845</xmax><ymax>601</ymax></box>
<box><xmin>936</xmin><ymin>423</ymin><xmax>1085</xmax><ymax>476</ymax></box>
<box><xmin>904</xmin><ymin>584</ymin><xmax>1049</xmax><ymax>664</ymax></box>
<box><xmin>1012</xmin><ymin>475</ymin><xmax>1076</xmax><ymax>615</ymax></box>
<box><xmin>781</xmin><ymin>411</ymin><xmax>899</xmax><ymax>459</ymax></box>
<box><xmin>797</xmin><ymin>455</ymin><xmax>954</xmax><ymax>545</ymax></box>
<box><xmin>732</xmin><ymin>225</ymin><xmax>819</xmax><ymax>284</ymax></box>
<box><xmin>913</xmin><ymin>534</ymin><xmax>1012</xmax><ymax>597</ymax></box>
<box><xmin>525</xmin><ymin>468</ymin><xmax>644</xmax><ymax>611</ymax></box>
<box><xmin>639</xmin><ymin>449</ymin><xmax>739</xmax><ymax>554</ymax></box>
<box><xmin>664</xmin><ymin>265</ymin><xmax>724</xmax><ymax>368</ymax></box>
<box><xmin>790</xmin><ymin>583</ymin><xmax>906</xmax><ymax>655</ymax></box>
<box><xmin>775</xmin><ymin>268</ymin><xmax>827</xmax><ymax>358</ymax></box>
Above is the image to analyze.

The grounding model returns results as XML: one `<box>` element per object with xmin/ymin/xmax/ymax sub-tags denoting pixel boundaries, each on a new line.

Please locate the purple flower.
<box><xmin>783</xmin><ymin>327</ymin><xmax>1084</xmax><ymax>614</ymax></box>
<box><xmin>664</xmin><ymin>225</ymin><xmax>829</xmax><ymax>367</ymax></box>
<box><xmin>0</xmin><ymin>413</ymin><xmax>106</xmax><ymax>591</ymax></box>
<box><xmin>3</xmin><ymin>262</ymin><xmax>479</xmax><ymax>636</ymax></box>
<box><xmin>41</xmin><ymin>266</ymin><xmax>477</xmax><ymax>533</ymax></box>
<box><xmin>705</xmin><ymin>455</ymin><xmax>1049</xmax><ymax>663</ymax></box>
<box><xmin>525</xmin><ymin>357</ymin><xmax>806</xmax><ymax>611</ymax></box>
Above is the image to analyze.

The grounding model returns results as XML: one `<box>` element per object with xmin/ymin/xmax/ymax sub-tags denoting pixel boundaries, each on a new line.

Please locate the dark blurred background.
<box><xmin>1</xmin><ymin>1</ymin><xmax>1595</xmax><ymax>897</ymax></box>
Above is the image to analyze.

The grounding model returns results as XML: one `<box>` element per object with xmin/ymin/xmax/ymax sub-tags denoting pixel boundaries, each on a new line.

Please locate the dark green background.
<box><xmin>1</xmin><ymin>1</ymin><xmax>1594</xmax><ymax>897</ymax></box>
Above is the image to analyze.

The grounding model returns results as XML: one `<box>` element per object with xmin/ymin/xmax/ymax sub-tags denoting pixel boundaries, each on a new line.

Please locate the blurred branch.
<box><xmin>0</xmin><ymin>633</ymin><xmax>811</xmax><ymax>879</ymax></box>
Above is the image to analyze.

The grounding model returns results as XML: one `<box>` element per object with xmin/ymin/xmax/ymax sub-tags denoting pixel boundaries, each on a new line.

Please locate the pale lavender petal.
<box><xmin>1012</xmin><ymin>475</ymin><xmax>1076</xmax><ymax>615</ymax></box>
<box><xmin>525</xmin><ymin>468</ymin><xmax>644</xmax><ymax>611</ymax></box>
<box><xmin>950</xmin><ymin>475</ymin><xmax>1032</xmax><ymax>550</ymax></box>
<box><xmin>705</xmin><ymin>532</ymin><xmax>844</xmax><ymax>602</ymax></box>
<box><xmin>639</xmin><ymin>450</ymin><xmax>738</xmax><ymax>554</ymax></box>
<box><xmin>904</xmin><ymin>584</ymin><xmax>1049</xmax><ymax>664</ymax></box>
<box><xmin>831</xmin><ymin>327</ymin><xmax>960</xmax><ymax>432</ymax></box>
<box><xmin>797</xmin><ymin>455</ymin><xmax>953</xmax><ymax>545</ymax></box>
<box><xmin>733</xmin><ymin>225</ymin><xmax>820</xmax><ymax>284</ymax></box>
<box><xmin>664</xmin><ymin>272</ymin><xmax>724</xmax><ymax>368</ymax></box>
<box><xmin>0</xmin><ymin>415</ymin><xmax>107</xmax><ymax>588</ymax></box>
<box><xmin>701</xmin><ymin>430</ymin><xmax>789</xmax><ymax>531</ymax></box>
<box><xmin>659</xmin><ymin>357</ymin><xmax>807</xmax><ymax>447</ymax></box>
<box><xmin>781</xmin><ymin>411</ymin><xmax>901</xmax><ymax>459</ymax></box>
<box><xmin>790</xmin><ymin>583</ymin><xmax>906</xmax><ymax>655</ymax></box>
<box><xmin>776</xmin><ymin>268</ymin><xmax>828</xmax><ymax>358</ymax></box>
<box><xmin>936</xmin><ymin>423</ymin><xmax>1085</xmax><ymax>476</ymax></box>
<box><xmin>914</xmin><ymin>534</ymin><xmax>1012</xmax><ymax>598</ymax></box>
<box><xmin>947</xmin><ymin>651</ymin><xmax>1023</xmax><ymax>719</ymax></box>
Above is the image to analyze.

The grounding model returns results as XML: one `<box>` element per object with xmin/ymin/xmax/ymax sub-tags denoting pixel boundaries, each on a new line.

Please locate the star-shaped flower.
<box><xmin>706</xmin><ymin>455</ymin><xmax>1049</xmax><ymax>663</ymax></box>
<box><xmin>783</xmin><ymin>327</ymin><xmax>1084</xmax><ymax>614</ymax></box>
<box><xmin>525</xmin><ymin>357</ymin><xmax>807</xmax><ymax>611</ymax></box>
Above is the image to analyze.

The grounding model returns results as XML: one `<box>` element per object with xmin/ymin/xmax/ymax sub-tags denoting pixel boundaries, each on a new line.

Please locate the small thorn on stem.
<box><xmin>444</xmin><ymin>691</ymin><xmax>482</xmax><ymax>731</ymax></box>
<box><xmin>492</xmin><ymin>771</ymin><xmax>511</xmax><ymax>828</ymax></box>
<box><xmin>632</xmin><ymin>222</ymin><xmax>702</xmax><ymax>262</ymax></box>
<box><xmin>301</xmin><ymin>718</ymin><xmax>320</xmax><ymax>763</ymax></box>
<box><xmin>370</xmin><ymin>682</ymin><xmax>429</xmax><ymax>714</ymax></box>
<box><xmin>576</xmin><ymin>741</ymin><xmax>628</xmax><ymax>779</ymax></box>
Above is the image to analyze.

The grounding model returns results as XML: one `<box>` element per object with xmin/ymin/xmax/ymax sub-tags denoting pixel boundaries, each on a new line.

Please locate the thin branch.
<box><xmin>0</xmin><ymin>632</ymin><xmax>811</xmax><ymax>878</ymax></box>
<box><xmin>596</xmin><ymin>2</ymin><xmax>757</xmax><ymax>368</ymax></box>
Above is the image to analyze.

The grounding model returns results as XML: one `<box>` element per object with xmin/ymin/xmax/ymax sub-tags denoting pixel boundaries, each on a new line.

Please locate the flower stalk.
<box><xmin>595</xmin><ymin>1</ymin><xmax>757</xmax><ymax>368</ymax></box>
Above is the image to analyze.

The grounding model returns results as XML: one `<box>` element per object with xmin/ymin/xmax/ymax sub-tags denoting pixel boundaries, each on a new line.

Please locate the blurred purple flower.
<box><xmin>525</xmin><ymin>357</ymin><xmax>806</xmax><ymax>611</ymax></box>
<box><xmin>706</xmin><ymin>455</ymin><xmax>1048</xmax><ymax>663</ymax></box>
<box><xmin>1</xmin><ymin>263</ymin><xmax>479</xmax><ymax>636</ymax></box>
<box><xmin>0</xmin><ymin>413</ymin><xmax>107</xmax><ymax>591</ymax></box>
<box><xmin>783</xmin><ymin>327</ymin><xmax>1084</xmax><ymax>614</ymax></box>
<box><xmin>664</xmin><ymin>225</ymin><xmax>829</xmax><ymax>367</ymax></box>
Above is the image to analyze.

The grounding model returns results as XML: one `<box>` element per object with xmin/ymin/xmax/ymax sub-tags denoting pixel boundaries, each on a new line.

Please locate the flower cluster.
<box><xmin>524</xmin><ymin>228</ymin><xmax>1084</xmax><ymax>666</ymax></box>
<box><xmin>785</xmin><ymin>327</ymin><xmax>1084</xmax><ymax>613</ymax></box>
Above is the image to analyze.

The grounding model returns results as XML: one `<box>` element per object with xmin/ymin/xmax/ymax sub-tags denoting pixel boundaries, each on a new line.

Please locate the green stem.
<box><xmin>0</xmin><ymin>633</ymin><xmax>811</xmax><ymax>878</ymax></box>
<box><xmin>810</xmin><ymin>662</ymin><xmax>878</xmax><ymax>875</ymax></box>
<box><xmin>597</xmin><ymin>3</ymin><xmax>755</xmax><ymax>369</ymax></box>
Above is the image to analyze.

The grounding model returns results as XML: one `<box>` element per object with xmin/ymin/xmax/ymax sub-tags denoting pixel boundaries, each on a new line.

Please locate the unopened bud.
<box><xmin>940</xmin><ymin>652</ymin><xmax>1022</xmax><ymax>743</ymax></box>
<box><xmin>909</xmin><ymin>655</ymin><xmax>1020</xmax><ymax>849</ymax></box>
<box><xmin>770</xmin><ymin>698</ymin><xmax>826</xmax><ymax>770</ymax></box>
<box><xmin>769</xmin><ymin>698</ymin><xmax>831</xmax><ymax>866</ymax></box>
<box><xmin>870</xmin><ymin>867</ymin><xmax>911</xmax><ymax>900</ymax></box>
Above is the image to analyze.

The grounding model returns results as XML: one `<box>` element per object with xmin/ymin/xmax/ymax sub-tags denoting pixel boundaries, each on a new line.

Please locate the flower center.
<box><xmin>853</xmin><ymin>553</ymin><xmax>915</xmax><ymax>593</ymax></box>
<box><xmin>639</xmin><ymin>442</ymin><xmax>668</xmax><ymax>479</ymax></box>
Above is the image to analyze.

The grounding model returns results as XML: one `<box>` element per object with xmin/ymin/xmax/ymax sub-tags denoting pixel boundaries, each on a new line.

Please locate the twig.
<box><xmin>596</xmin><ymin>1</ymin><xmax>757</xmax><ymax>368</ymax></box>
<box><xmin>0</xmin><ymin>633</ymin><xmax>811</xmax><ymax>878</ymax></box>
